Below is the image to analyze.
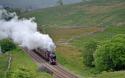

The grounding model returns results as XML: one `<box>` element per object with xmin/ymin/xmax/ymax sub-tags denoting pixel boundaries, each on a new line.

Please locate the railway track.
<box><xmin>23</xmin><ymin>48</ymin><xmax>78</xmax><ymax>78</ymax></box>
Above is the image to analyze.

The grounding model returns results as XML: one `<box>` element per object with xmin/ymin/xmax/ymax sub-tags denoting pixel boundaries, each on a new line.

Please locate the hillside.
<box><xmin>0</xmin><ymin>47</ymin><xmax>52</xmax><ymax>78</ymax></box>
<box><xmin>16</xmin><ymin>0</ymin><xmax>125</xmax><ymax>78</ymax></box>
<box><xmin>22</xmin><ymin>0</ymin><xmax>125</xmax><ymax>28</ymax></box>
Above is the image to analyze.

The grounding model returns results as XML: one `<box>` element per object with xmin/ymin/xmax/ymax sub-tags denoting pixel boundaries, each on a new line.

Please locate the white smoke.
<box><xmin>0</xmin><ymin>9</ymin><xmax>56</xmax><ymax>52</ymax></box>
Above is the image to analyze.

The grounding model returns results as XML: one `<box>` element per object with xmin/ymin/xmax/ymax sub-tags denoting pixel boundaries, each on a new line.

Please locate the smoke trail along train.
<box><xmin>0</xmin><ymin>9</ymin><xmax>56</xmax><ymax>65</ymax></box>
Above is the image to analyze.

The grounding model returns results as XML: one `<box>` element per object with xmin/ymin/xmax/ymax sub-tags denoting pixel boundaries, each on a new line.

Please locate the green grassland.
<box><xmin>21</xmin><ymin>0</ymin><xmax>125</xmax><ymax>28</ymax></box>
<box><xmin>21</xmin><ymin>0</ymin><xmax>125</xmax><ymax>78</ymax></box>
<box><xmin>96</xmin><ymin>71</ymin><xmax>125</xmax><ymax>78</ymax></box>
<box><xmin>72</xmin><ymin>26</ymin><xmax>125</xmax><ymax>48</ymax></box>
<box><xmin>0</xmin><ymin>48</ymin><xmax>52</xmax><ymax>78</ymax></box>
<box><xmin>10</xmin><ymin>48</ymin><xmax>52</xmax><ymax>78</ymax></box>
<box><xmin>0</xmin><ymin>54</ymin><xmax>8</xmax><ymax>78</ymax></box>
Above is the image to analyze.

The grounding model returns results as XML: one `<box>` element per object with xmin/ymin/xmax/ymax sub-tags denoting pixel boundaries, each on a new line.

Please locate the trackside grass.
<box><xmin>0</xmin><ymin>54</ymin><xmax>8</xmax><ymax>78</ymax></box>
<box><xmin>9</xmin><ymin>48</ymin><xmax>52</xmax><ymax>78</ymax></box>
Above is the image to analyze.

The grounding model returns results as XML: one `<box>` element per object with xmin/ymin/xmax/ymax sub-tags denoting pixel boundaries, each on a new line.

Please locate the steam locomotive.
<box><xmin>33</xmin><ymin>48</ymin><xmax>56</xmax><ymax>65</ymax></box>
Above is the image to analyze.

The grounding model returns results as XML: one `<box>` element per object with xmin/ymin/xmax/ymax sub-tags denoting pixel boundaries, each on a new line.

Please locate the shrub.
<box><xmin>0</xmin><ymin>39</ymin><xmax>16</xmax><ymax>53</ymax></box>
<box><xmin>94</xmin><ymin>34</ymin><xmax>125</xmax><ymax>71</ymax></box>
<box><xmin>83</xmin><ymin>40</ymin><xmax>98</xmax><ymax>67</ymax></box>
<box><xmin>7</xmin><ymin>67</ymin><xmax>36</xmax><ymax>78</ymax></box>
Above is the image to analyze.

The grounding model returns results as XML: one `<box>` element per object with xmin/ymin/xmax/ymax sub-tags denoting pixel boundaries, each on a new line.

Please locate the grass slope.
<box><xmin>96</xmin><ymin>71</ymin><xmax>125</xmax><ymax>78</ymax></box>
<box><xmin>0</xmin><ymin>48</ymin><xmax>52</xmax><ymax>78</ymax></box>
<box><xmin>21</xmin><ymin>0</ymin><xmax>125</xmax><ymax>27</ymax></box>
<box><xmin>10</xmin><ymin>48</ymin><xmax>52</xmax><ymax>78</ymax></box>
<box><xmin>0</xmin><ymin>54</ymin><xmax>8</xmax><ymax>78</ymax></box>
<box><xmin>20</xmin><ymin>0</ymin><xmax>125</xmax><ymax>78</ymax></box>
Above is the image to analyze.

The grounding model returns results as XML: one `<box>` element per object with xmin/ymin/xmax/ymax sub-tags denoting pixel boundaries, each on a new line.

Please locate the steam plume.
<box><xmin>0</xmin><ymin>9</ymin><xmax>56</xmax><ymax>52</ymax></box>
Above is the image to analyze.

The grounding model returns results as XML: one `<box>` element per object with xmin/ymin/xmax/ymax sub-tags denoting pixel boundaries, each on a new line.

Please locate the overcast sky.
<box><xmin>0</xmin><ymin>0</ymin><xmax>82</xmax><ymax>9</ymax></box>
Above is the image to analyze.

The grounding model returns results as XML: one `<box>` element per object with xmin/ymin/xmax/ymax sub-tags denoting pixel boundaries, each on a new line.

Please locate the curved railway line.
<box><xmin>23</xmin><ymin>48</ymin><xmax>79</xmax><ymax>78</ymax></box>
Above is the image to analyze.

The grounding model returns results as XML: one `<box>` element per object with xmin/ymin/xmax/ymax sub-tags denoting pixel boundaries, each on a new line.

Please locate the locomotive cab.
<box><xmin>49</xmin><ymin>52</ymin><xmax>57</xmax><ymax>65</ymax></box>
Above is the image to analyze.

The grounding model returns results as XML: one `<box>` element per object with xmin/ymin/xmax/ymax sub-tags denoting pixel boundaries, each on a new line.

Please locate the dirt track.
<box><xmin>23</xmin><ymin>48</ymin><xmax>78</xmax><ymax>78</ymax></box>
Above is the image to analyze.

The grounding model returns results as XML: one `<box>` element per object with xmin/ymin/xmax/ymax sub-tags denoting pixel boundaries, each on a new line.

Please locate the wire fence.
<box><xmin>4</xmin><ymin>53</ymin><xmax>12</xmax><ymax>78</ymax></box>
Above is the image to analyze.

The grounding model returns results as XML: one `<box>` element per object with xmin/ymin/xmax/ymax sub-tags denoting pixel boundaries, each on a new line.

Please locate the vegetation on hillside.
<box><xmin>5</xmin><ymin>0</ymin><xmax>125</xmax><ymax>78</ymax></box>
<box><xmin>0</xmin><ymin>54</ymin><xmax>8</xmax><ymax>78</ymax></box>
<box><xmin>83</xmin><ymin>40</ymin><xmax>97</xmax><ymax>67</ymax></box>
<box><xmin>0</xmin><ymin>39</ymin><xmax>16</xmax><ymax>53</ymax></box>
<box><xmin>21</xmin><ymin>0</ymin><xmax>125</xmax><ymax>28</ymax></box>
<box><xmin>94</xmin><ymin>34</ymin><xmax>125</xmax><ymax>71</ymax></box>
<box><xmin>7</xmin><ymin>48</ymin><xmax>52</xmax><ymax>78</ymax></box>
<box><xmin>0</xmin><ymin>39</ymin><xmax>52</xmax><ymax>78</ymax></box>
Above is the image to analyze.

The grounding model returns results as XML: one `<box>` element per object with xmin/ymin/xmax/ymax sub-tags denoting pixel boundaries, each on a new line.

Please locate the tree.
<box><xmin>83</xmin><ymin>40</ymin><xmax>97</xmax><ymax>67</ymax></box>
<box><xmin>94</xmin><ymin>34</ymin><xmax>125</xmax><ymax>71</ymax></box>
<box><xmin>0</xmin><ymin>39</ymin><xmax>16</xmax><ymax>53</ymax></box>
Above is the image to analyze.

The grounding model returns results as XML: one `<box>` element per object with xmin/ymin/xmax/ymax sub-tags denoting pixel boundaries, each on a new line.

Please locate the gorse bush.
<box><xmin>0</xmin><ymin>39</ymin><xmax>16</xmax><ymax>53</ymax></box>
<box><xmin>94</xmin><ymin>34</ymin><xmax>125</xmax><ymax>71</ymax></box>
<box><xmin>83</xmin><ymin>40</ymin><xmax>98</xmax><ymax>67</ymax></box>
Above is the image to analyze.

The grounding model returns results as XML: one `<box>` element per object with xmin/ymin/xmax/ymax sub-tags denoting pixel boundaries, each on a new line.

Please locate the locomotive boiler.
<box><xmin>33</xmin><ymin>48</ymin><xmax>56</xmax><ymax>65</ymax></box>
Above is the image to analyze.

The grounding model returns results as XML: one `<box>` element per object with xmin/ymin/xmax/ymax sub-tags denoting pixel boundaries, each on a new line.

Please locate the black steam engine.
<box><xmin>33</xmin><ymin>48</ymin><xmax>56</xmax><ymax>65</ymax></box>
